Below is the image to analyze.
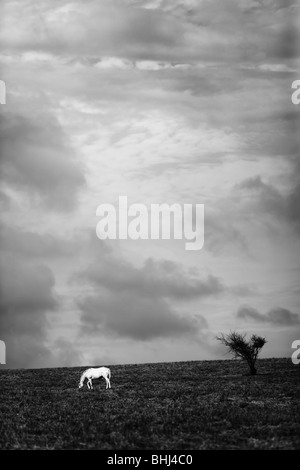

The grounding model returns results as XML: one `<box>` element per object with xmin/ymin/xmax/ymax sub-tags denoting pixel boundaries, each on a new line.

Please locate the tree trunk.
<box><xmin>250</xmin><ymin>365</ymin><xmax>257</xmax><ymax>375</ymax></box>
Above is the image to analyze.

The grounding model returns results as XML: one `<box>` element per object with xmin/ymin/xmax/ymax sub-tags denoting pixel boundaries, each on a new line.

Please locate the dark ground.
<box><xmin>0</xmin><ymin>358</ymin><xmax>299</xmax><ymax>449</ymax></box>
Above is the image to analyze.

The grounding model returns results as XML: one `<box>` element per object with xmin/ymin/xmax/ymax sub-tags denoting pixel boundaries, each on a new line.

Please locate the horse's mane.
<box><xmin>79</xmin><ymin>369</ymin><xmax>89</xmax><ymax>381</ymax></box>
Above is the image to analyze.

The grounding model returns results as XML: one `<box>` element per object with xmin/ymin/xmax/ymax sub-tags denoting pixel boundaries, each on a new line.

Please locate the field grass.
<box><xmin>0</xmin><ymin>358</ymin><xmax>299</xmax><ymax>450</ymax></box>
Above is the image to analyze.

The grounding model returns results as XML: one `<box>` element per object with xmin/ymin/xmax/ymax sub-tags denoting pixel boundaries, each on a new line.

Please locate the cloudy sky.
<box><xmin>0</xmin><ymin>0</ymin><xmax>299</xmax><ymax>369</ymax></box>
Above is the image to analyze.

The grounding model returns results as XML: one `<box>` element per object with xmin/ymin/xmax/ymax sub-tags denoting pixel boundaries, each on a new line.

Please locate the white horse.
<box><xmin>78</xmin><ymin>367</ymin><xmax>111</xmax><ymax>390</ymax></box>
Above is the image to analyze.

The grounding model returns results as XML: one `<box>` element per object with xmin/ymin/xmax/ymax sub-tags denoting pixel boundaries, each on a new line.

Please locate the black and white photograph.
<box><xmin>0</xmin><ymin>0</ymin><xmax>300</xmax><ymax>453</ymax></box>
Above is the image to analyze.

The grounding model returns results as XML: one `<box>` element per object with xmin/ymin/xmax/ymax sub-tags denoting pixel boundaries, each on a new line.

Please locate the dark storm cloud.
<box><xmin>1</xmin><ymin>0</ymin><xmax>298</xmax><ymax>64</ymax></box>
<box><xmin>0</xmin><ymin>253</ymin><xmax>58</xmax><ymax>368</ymax></box>
<box><xmin>76</xmin><ymin>249</ymin><xmax>219</xmax><ymax>340</ymax></box>
<box><xmin>79</xmin><ymin>291</ymin><xmax>206</xmax><ymax>341</ymax></box>
<box><xmin>83</xmin><ymin>256</ymin><xmax>225</xmax><ymax>300</ymax></box>
<box><xmin>245</xmin><ymin>107</ymin><xmax>300</xmax><ymax>160</ymax></box>
<box><xmin>0</xmin><ymin>223</ymin><xmax>78</xmax><ymax>259</ymax></box>
<box><xmin>237</xmin><ymin>305</ymin><xmax>300</xmax><ymax>326</ymax></box>
<box><xmin>0</xmin><ymin>223</ymin><xmax>77</xmax><ymax>368</ymax></box>
<box><xmin>0</xmin><ymin>112</ymin><xmax>85</xmax><ymax>211</ymax></box>
<box><xmin>204</xmin><ymin>211</ymin><xmax>248</xmax><ymax>255</ymax></box>
<box><xmin>236</xmin><ymin>176</ymin><xmax>300</xmax><ymax>234</ymax></box>
<box><xmin>151</xmin><ymin>0</ymin><xmax>300</xmax><ymax>63</ymax></box>
<box><xmin>266</xmin><ymin>5</ymin><xmax>299</xmax><ymax>61</ymax></box>
<box><xmin>0</xmin><ymin>0</ymin><xmax>185</xmax><ymax>61</ymax></box>
<box><xmin>0</xmin><ymin>255</ymin><xmax>57</xmax><ymax>324</ymax></box>
<box><xmin>0</xmin><ymin>225</ymin><xmax>112</xmax><ymax>368</ymax></box>
<box><xmin>76</xmin><ymin>241</ymin><xmax>251</xmax><ymax>341</ymax></box>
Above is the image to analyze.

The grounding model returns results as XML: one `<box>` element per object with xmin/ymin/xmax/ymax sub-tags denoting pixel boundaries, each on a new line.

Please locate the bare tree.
<box><xmin>216</xmin><ymin>331</ymin><xmax>267</xmax><ymax>375</ymax></box>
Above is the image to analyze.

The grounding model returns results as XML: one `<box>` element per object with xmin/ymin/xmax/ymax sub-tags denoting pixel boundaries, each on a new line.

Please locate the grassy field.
<box><xmin>0</xmin><ymin>358</ymin><xmax>299</xmax><ymax>450</ymax></box>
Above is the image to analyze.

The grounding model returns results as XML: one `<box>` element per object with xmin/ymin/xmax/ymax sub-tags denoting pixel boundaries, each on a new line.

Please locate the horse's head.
<box><xmin>78</xmin><ymin>382</ymin><xmax>83</xmax><ymax>389</ymax></box>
